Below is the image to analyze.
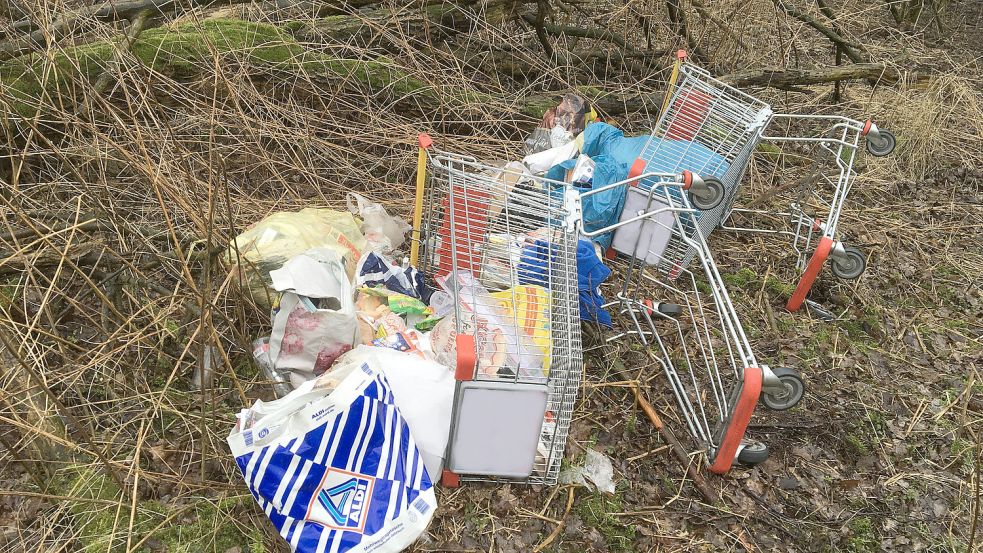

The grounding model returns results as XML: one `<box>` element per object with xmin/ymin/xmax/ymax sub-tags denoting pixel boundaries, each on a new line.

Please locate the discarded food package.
<box><xmin>428</xmin><ymin>271</ymin><xmax>544</xmax><ymax>380</ymax></box>
<box><xmin>347</xmin><ymin>193</ymin><xmax>412</xmax><ymax>254</ymax></box>
<box><xmin>371</xmin><ymin>331</ymin><xmax>426</xmax><ymax>358</ymax></box>
<box><xmin>229</xmin><ymin>362</ymin><xmax>437</xmax><ymax>553</ymax></box>
<box><xmin>225</xmin><ymin>208</ymin><xmax>366</xmax><ymax>307</ymax></box>
<box><xmin>528</xmin><ymin>94</ymin><xmax>593</xmax><ymax>153</ymax></box>
<box><xmin>550</xmin><ymin>93</ymin><xmax>591</xmax><ymax>136</ymax></box>
<box><xmin>490</xmin><ymin>285</ymin><xmax>552</xmax><ymax>373</ymax></box>
<box><xmin>355</xmin><ymin>287</ymin><xmax>439</xmax><ymax>345</ymax></box>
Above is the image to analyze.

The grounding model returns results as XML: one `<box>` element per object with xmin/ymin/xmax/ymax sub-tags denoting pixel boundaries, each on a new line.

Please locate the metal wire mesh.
<box><xmin>633</xmin><ymin>63</ymin><xmax>772</xmax><ymax>273</ymax></box>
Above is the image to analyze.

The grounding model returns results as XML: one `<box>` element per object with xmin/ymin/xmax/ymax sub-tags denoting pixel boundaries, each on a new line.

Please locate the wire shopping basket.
<box><xmin>626</xmin><ymin>51</ymin><xmax>897</xmax><ymax>312</ymax></box>
<box><xmin>410</xmin><ymin>134</ymin><xmax>583</xmax><ymax>486</ymax></box>
<box><xmin>574</xmin><ymin>174</ymin><xmax>806</xmax><ymax>474</ymax></box>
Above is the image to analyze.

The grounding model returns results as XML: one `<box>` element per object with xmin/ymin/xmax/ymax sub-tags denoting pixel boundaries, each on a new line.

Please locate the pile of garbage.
<box><xmin>225</xmin><ymin>94</ymin><xmax>636</xmax><ymax>552</ymax></box>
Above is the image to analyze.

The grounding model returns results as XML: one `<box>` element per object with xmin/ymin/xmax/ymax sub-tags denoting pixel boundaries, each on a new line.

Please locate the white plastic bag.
<box><xmin>228</xmin><ymin>363</ymin><xmax>436</xmax><ymax>553</ymax></box>
<box><xmin>329</xmin><ymin>345</ymin><xmax>453</xmax><ymax>478</ymax></box>
<box><xmin>269</xmin><ymin>292</ymin><xmax>357</xmax><ymax>387</ymax></box>
<box><xmin>347</xmin><ymin>193</ymin><xmax>412</xmax><ymax>254</ymax></box>
<box><xmin>522</xmin><ymin>140</ymin><xmax>579</xmax><ymax>174</ymax></box>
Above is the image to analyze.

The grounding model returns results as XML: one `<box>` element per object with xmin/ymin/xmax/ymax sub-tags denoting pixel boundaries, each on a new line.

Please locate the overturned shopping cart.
<box><xmin>576</xmin><ymin>171</ymin><xmax>805</xmax><ymax>473</ymax></box>
<box><xmin>627</xmin><ymin>51</ymin><xmax>897</xmax><ymax>312</ymax></box>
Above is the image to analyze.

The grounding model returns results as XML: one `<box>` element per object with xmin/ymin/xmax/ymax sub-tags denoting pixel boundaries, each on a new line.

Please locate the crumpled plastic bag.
<box><xmin>269</xmin><ymin>290</ymin><xmax>358</xmax><ymax>388</ymax></box>
<box><xmin>524</xmin><ymin>127</ymin><xmax>552</xmax><ymax>155</ymax></box>
<box><xmin>523</xmin><ymin>140</ymin><xmax>580</xmax><ymax>174</ymax></box>
<box><xmin>348</xmin><ymin>192</ymin><xmax>411</xmax><ymax>254</ymax></box>
<box><xmin>545</xmin><ymin>153</ymin><xmax>628</xmax><ymax>250</ymax></box>
<box><xmin>559</xmin><ymin>448</ymin><xmax>616</xmax><ymax>494</ymax></box>
<box><xmin>225</xmin><ymin>208</ymin><xmax>366</xmax><ymax>307</ymax></box>
<box><xmin>518</xmin><ymin>238</ymin><xmax>612</xmax><ymax>327</ymax></box>
<box><xmin>356</xmin><ymin>251</ymin><xmax>431</xmax><ymax>301</ymax></box>
<box><xmin>581</xmin><ymin>122</ymin><xmax>649</xmax><ymax>167</ymax></box>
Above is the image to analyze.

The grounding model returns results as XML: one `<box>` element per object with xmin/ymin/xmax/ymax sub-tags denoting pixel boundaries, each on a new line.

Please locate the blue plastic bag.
<box><xmin>517</xmin><ymin>238</ymin><xmax>612</xmax><ymax>328</ymax></box>
<box><xmin>545</xmin><ymin>155</ymin><xmax>627</xmax><ymax>250</ymax></box>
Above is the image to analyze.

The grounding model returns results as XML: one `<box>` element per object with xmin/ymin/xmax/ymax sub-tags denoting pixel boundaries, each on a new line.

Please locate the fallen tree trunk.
<box><xmin>288</xmin><ymin>1</ymin><xmax>512</xmax><ymax>45</ymax></box>
<box><xmin>0</xmin><ymin>17</ymin><xmax>663</xmax><ymax>122</ymax></box>
<box><xmin>723</xmin><ymin>62</ymin><xmax>908</xmax><ymax>90</ymax></box>
<box><xmin>0</xmin><ymin>0</ymin><xmax>256</xmax><ymax>62</ymax></box>
<box><xmin>0</xmin><ymin>0</ymin><xmax>394</xmax><ymax>61</ymax></box>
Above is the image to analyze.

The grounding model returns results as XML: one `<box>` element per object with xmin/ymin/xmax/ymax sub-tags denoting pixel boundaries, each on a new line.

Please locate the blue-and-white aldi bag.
<box><xmin>228</xmin><ymin>363</ymin><xmax>436</xmax><ymax>552</ymax></box>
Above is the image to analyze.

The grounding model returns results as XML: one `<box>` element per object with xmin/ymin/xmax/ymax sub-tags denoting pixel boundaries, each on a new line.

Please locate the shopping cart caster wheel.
<box><xmin>830</xmin><ymin>246</ymin><xmax>866</xmax><ymax>280</ymax></box>
<box><xmin>689</xmin><ymin>176</ymin><xmax>725</xmax><ymax>211</ymax></box>
<box><xmin>866</xmin><ymin>129</ymin><xmax>896</xmax><ymax>157</ymax></box>
<box><xmin>761</xmin><ymin>367</ymin><xmax>805</xmax><ymax>411</ymax></box>
<box><xmin>737</xmin><ymin>441</ymin><xmax>769</xmax><ymax>466</ymax></box>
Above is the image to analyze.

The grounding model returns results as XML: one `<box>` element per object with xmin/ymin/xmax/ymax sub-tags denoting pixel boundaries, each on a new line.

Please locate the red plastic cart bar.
<box><xmin>786</xmin><ymin>236</ymin><xmax>833</xmax><ymax>312</ymax></box>
<box><xmin>708</xmin><ymin>366</ymin><xmax>763</xmax><ymax>474</ymax></box>
<box><xmin>441</xmin><ymin>334</ymin><xmax>477</xmax><ymax>487</ymax></box>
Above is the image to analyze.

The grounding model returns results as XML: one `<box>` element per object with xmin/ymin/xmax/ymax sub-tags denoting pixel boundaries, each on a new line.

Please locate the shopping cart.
<box><xmin>573</xmin><ymin>175</ymin><xmax>806</xmax><ymax>473</ymax></box>
<box><xmin>409</xmin><ymin>134</ymin><xmax>582</xmax><ymax>486</ymax></box>
<box><xmin>627</xmin><ymin>51</ymin><xmax>897</xmax><ymax>312</ymax></box>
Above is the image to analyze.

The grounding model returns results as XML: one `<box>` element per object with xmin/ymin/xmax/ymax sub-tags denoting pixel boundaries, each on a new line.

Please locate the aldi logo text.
<box><xmin>305</xmin><ymin>468</ymin><xmax>375</xmax><ymax>533</ymax></box>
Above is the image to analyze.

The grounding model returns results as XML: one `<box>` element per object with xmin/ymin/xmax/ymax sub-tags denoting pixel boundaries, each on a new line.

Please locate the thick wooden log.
<box><xmin>723</xmin><ymin>63</ymin><xmax>907</xmax><ymax>90</ymax></box>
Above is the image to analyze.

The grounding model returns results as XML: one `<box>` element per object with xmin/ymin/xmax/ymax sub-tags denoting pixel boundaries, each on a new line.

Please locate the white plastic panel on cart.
<box><xmin>612</xmin><ymin>188</ymin><xmax>675</xmax><ymax>264</ymax></box>
<box><xmin>447</xmin><ymin>381</ymin><xmax>548</xmax><ymax>478</ymax></box>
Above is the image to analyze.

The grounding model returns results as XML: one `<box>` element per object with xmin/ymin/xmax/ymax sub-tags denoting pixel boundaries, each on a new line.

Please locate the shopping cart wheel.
<box><xmin>829</xmin><ymin>246</ymin><xmax>866</xmax><ymax>280</ymax></box>
<box><xmin>761</xmin><ymin>367</ymin><xmax>805</xmax><ymax>411</ymax></box>
<box><xmin>737</xmin><ymin>441</ymin><xmax>769</xmax><ymax>466</ymax></box>
<box><xmin>866</xmin><ymin>129</ymin><xmax>896</xmax><ymax>157</ymax></box>
<box><xmin>689</xmin><ymin>177</ymin><xmax>725</xmax><ymax>211</ymax></box>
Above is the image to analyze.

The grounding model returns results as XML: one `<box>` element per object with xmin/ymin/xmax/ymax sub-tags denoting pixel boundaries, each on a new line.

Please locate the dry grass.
<box><xmin>0</xmin><ymin>0</ymin><xmax>980</xmax><ymax>551</ymax></box>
